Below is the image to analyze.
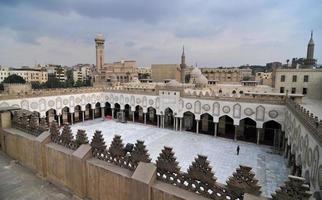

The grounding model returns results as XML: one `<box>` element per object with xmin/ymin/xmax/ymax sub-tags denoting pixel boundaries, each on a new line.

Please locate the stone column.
<box><xmin>144</xmin><ymin>113</ymin><xmax>147</xmax><ymax>124</ymax></box>
<box><xmin>101</xmin><ymin>107</ymin><xmax>104</xmax><ymax>119</ymax></box>
<box><xmin>58</xmin><ymin>114</ymin><xmax>61</xmax><ymax>126</ymax></box>
<box><xmin>176</xmin><ymin>118</ymin><xmax>179</xmax><ymax>131</ymax></box>
<box><xmin>214</xmin><ymin>122</ymin><xmax>218</xmax><ymax>137</ymax></box>
<box><xmin>92</xmin><ymin>109</ymin><xmax>95</xmax><ymax>120</ymax></box>
<box><xmin>70</xmin><ymin>113</ymin><xmax>74</xmax><ymax>125</ymax></box>
<box><xmin>82</xmin><ymin>111</ymin><xmax>85</xmax><ymax>122</ymax></box>
<box><xmin>162</xmin><ymin>115</ymin><xmax>164</xmax><ymax>128</ymax></box>
<box><xmin>196</xmin><ymin>120</ymin><xmax>199</xmax><ymax>134</ymax></box>
<box><xmin>179</xmin><ymin>118</ymin><xmax>182</xmax><ymax>131</ymax></box>
<box><xmin>157</xmin><ymin>115</ymin><xmax>159</xmax><ymax>127</ymax></box>
<box><xmin>234</xmin><ymin>125</ymin><xmax>238</xmax><ymax>141</ymax></box>
<box><xmin>132</xmin><ymin>111</ymin><xmax>135</xmax><ymax>123</ymax></box>
<box><xmin>256</xmin><ymin>128</ymin><xmax>261</xmax><ymax>145</ymax></box>
<box><xmin>112</xmin><ymin>108</ymin><xmax>114</xmax><ymax>120</ymax></box>
<box><xmin>173</xmin><ymin>118</ymin><xmax>176</xmax><ymax>130</ymax></box>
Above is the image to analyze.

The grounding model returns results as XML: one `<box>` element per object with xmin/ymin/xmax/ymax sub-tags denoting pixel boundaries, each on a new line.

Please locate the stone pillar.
<box><xmin>214</xmin><ymin>122</ymin><xmax>218</xmax><ymax>137</ymax></box>
<box><xmin>70</xmin><ymin>113</ymin><xmax>74</xmax><ymax>125</ymax></box>
<box><xmin>234</xmin><ymin>125</ymin><xmax>238</xmax><ymax>141</ymax></box>
<box><xmin>179</xmin><ymin>118</ymin><xmax>182</xmax><ymax>131</ymax></box>
<box><xmin>144</xmin><ymin>113</ymin><xmax>147</xmax><ymax>124</ymax></box>
<box><xmin>176</xmin><ymin>118</ymin><xmax>178</xmax><ymax>131</ymax></box>
<box><xmin>173</xmin><ymin>117</ymin><xmax>176</xmax><ymax>130</ymax></box>
<box><xmin>256</xmin><ymin>128</ymin><xmax>261</xmax><ymax>145</ymax></box>
<box><xmin>101</xmin><ymin>107</ymin><xmax>104</xmax><ymax>119</ymax></box>
<box><xmin>82</xmin><ymin>111</ymin><xmax>85</xmax><ymax>122</ymax></box>
<box><xmin>58</xmin><ymin>114</ymin><xmax>61</xmax><ymax>126</ymax></box>
<box><xmin>157</xmin><ymin>115</ymin><xmax>159</xmax><ymax>127</ymax></box>
<box><xmin>92</xmin><ymin>109</ymin><xmax>95</xmax><ymax>120</ymax></box>
<box><xmin>162</xmin><ymin>115</ymin><xmax>164</xmax><ymax>128</ymax></box>
<box><xmin>196</xmin><ymin>120</ymin><xmax>199</xmax><ymax>134</ymax></box>
<box><xmin>112</xmin><ymin>108</ymin><xmax>114</xmax><ymax>120</ymax></box>
<box><xmin>132</xmin><ymin>111</ymin><xmax>135</xmax><ymax>123</ymax></box>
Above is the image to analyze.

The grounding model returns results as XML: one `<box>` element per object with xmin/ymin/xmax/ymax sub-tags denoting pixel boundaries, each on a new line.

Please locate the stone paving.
<box><xmin>0</xmin><ymin>151</ymin><xmax>72</xmax><ymax>200</ymax></box>
<box><xmin>71</xmin><ymin>119</ymin><xmax>289</xmax><ymax>197</ymax></box>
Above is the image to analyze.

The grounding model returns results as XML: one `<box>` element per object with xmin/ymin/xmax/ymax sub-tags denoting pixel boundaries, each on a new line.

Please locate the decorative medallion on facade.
<box><xmin>69</xmin><ymin>96</ymin><xmax>75</xmax><ymax>106</ymax></box>
<box><xmin>30</xmin><ymin>102</ymin><xmax>38</xmax><ymax>109</ymax></box>
<box><xmin>194</xmin><ymin>101</ymin><xmax>201</xmax><ymax>114</ymax></box>
<box><xmin>186</xmin><ymin>103</ymin><xmax>192</xmax><ymax>110</ymax></box>
<box><xmin>222</xmin><ymin>106</ymin><xmax>230</xmax><ymax>114</ymax></box>
<box><xmin>202</xmin><ymin>104</ymin><xmax>210</xmax><ymax>111</ymax></box>
<box><xmin>213</xmin><ymin>102</ymin><xmax>220</xmax><ymax>116</ymax></box>
<box><xmin>244</xmin><ymin>108</ymin><xmax>254</xmax><ymax>116</ymax></box>
<box><xmin>76</xmin><ymin>97</ymin><xmax>81</xmax><ymax>104</ymax></box>
<box><xmin>63</xmin><ymin>99</ymin><xmax>69</xmax><ymax>106</ymax></box>
<box><xmin>149</xmin><ymin>99</ymin><xmax>154</xmax><ymax>106</ymax></box>
<box><xmin>233</xmin><ymin>103</ymin><xmax>241</xmax><ymax>118</ymax></box>
<box><xmin>114</xmin><ymin>96</ymin><xmax>119</xmax><ymax>102</ymax></box>
<box><xmin>56</xmin><ymin>97</ymin><xmax>62</xmax><ymax>109</ymax></box>
<box><xmin>130</xmin><ymin>96</ymin><xmax>135</xmax><ymax>106</ymax></box>
<box><xmin>39</xmin><ymin>99</ymin><xmax>46</xmax><ymax>111</ymax></box>
<box><xmin>136</xmin><ymin>98</ymin><xmax>141</xmax><ymax>104</ymax></box>
<box><xmin>125</xmin><ymin>97</ymin><xmax>129</xmax><ymax>104</ymax></box>
<box><xmin>86</xmin><ymin>96</ymin><xmax>91</xmax><ymax>102</ymax></box>
<box><xmin>48</xmin><ymin>100</ymin><xmax>55</xmax><ymax>107</ymax></box>
<box><xmin>268</xmin><ymin>110</ymin><xmax>278</xmax><ymax>119</ymax></box>
<box><xmin>255</xmin><ymin>105</ymin><xmax>265</xmax><ymax>121</ymax></box>
<box><xmin>143</xmin><ymin>96</ymin><xmax>147</xmax><ymax>107</ymax></box>
<box><xmin>105</xmin><ymin>95</ymin><xmax>109</xmax><ymax>101</ymax></box>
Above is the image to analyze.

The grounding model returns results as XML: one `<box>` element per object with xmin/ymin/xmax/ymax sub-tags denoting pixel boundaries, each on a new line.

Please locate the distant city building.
<box><xmin>72</xmin><ymin>64</ymin><xmax>93</xmax><ymax>83</ymax></box>
<box><xmin>266</xmin><ymin>62</ymin><xmax>282</xmax><ymax>71</ymax></box>
<box><xmin>151</xmin><ymin>64</ymin><xmax>181</xmax><ymax>82</ymax></box>
<box><xmin>303</xmin><ymin>31</ymin><xmax>316</xmax><ymax>67</ymax></box>
<box><xmin>255</xmin><ymin>72</ymin><xmax>272</xmax><ymax>86</ymax></box>
<box><xmin>45</xmin><ymin>64</ymin><xmax>67</xmax><ymax>82</ymax></box>
<box><xmin>0</xmin><ymin>66</ymin><xmax>48</xmax><ymax>83</ymax></box>
<box><xmin>200</xmin><ymin>68</ymin><xmax>252</xmax><ymax>83</ymax></box>
<box><xmin>273</xmin><ymin>68</ymin><xmax>322</xmax><ymax>99</ymax></box>
<box><xmin>138</xmin><ymin>67</ymin><xmax>152</xmax><ymax>82</ymax></box>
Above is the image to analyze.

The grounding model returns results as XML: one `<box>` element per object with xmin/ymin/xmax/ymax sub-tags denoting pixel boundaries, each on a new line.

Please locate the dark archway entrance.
<box><xmin>262</xmin><ymin>120</ymin><xmax>283</xmax><ymax>148</ymax></box>
<box><xmin>114</xmin><ymin>103</ymin><xmax>121</xmax><ymax>119</ymax></box>
<box><xmin>164</xmin><ymin>108</ymin><xmax>174</xmax><ymax>129</ymax></box>
<box><xmin>147</xmin><ymin>107</ymin><xmax>157</xmax><ymax>125</ymax></box>
<box><xmin>134</xmin><ymin>105</ymin><xmax>144</xmax><ymax>123</ymax></box>
<box><xmin>94</xmin><ymin>102</ymin><xmax>101</xmax><ymax>118</ymax></box>
<box><xmin>61</xmin><ymin>107</ymin><xmax>70</xmax><ymax>125</ymax></box>
<box><xmin>238</xmin><ymin>118</ymin><xmax>257</xmax><ymax>143</ymax></box>
<box><xmin>183</xmin><ymin>111</ymin><xmax>196</xmax><ymax>132</ymax></box>
<box><xmin>218</xmin><ymin>115</ymin><xmax>235</xmax><ymax>139</ymax></box>
<box><xmin>46</xmin><ymin>109</ymin><xmax>57</xmax><ymax>125</ymax></box>
<box><xmin>124</xmin><ymin>104</ymin><xmax>132</xmax><ymax>121</ymax></box>
<box><xmin>85</xmin><ymin>104</ymin><xmax>92</xmax><ymax>120</ymax></box>
<box><xmin>104</xmin><ymin>102</ymin><xmax>112</xmax><ymax>117</ymax></box>
<box><xmin>74</xmin><ymin>105</ymin><xmax>82</xmax><ymax>123</ymax></box>
<box><xmin>200</xmin><ymin>113</ymin><xmax>214</xmax><ymax>135</ymax></box>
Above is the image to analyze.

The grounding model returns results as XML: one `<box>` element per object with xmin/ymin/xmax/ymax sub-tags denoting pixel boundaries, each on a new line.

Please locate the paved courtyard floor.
<box><xmin>0</xmin><ymin>151</ymin><xmax>72</xmax><ymax>200</ymax></box>
<box><xmin>71</xmin><ymin>119</ymin><xmax>289</xmax><ymax>197</ymax></box>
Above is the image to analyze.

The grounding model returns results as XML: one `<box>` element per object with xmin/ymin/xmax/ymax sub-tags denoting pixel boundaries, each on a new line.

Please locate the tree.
<box><xmin>3</xmin><ymin>74</ymin><xmax>26</xmax><ymax>84</ymax></box>
<box><xmin>31</xmin><ymin>81</ymin><xmax>43</xmax><ymax>89</ymax></box>
<box><xmin>45</xmin><ymin>74</ymin><xmax>62</xmax><ymax>88</ymax></box>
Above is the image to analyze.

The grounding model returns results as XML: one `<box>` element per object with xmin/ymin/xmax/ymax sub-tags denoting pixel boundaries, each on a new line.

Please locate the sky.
<box><xmin>0</xmin><ymin>0</ymin><xmax>321</xmax><ymax>68</ymax></box>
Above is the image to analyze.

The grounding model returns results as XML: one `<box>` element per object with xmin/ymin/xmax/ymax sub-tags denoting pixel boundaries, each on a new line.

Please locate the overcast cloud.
<box><xmin>0</xmin><ymin>0</ymin><xmax>321</xmax><ymax>67</ymax></box>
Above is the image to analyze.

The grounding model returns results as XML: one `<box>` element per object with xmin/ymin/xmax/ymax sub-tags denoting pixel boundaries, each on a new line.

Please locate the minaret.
<box><xmin>307</xmin><ymin>30</ymin><xmax>314</xmax><ymax>60</ymax></box>
<box><xmin>180</xmin><ymin>46</ymin><xmax>186</xmax><ymax>83</ymax></box>
<box><xmin>95</xmin><ymin>33</ymin><xmax>105</xmax><ymax>72</ymax></box>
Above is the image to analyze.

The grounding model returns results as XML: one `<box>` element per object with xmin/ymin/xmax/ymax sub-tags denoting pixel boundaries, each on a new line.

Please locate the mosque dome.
<box><xmin>190</xmin><ymin>67</ymin><xmax>202</xmax><ymax>77</ymax></box>
<box><xmin>166</xmin><ymin>79</ymin><xmax>180</xmax><ymax>87</ymax></box>
<box><xmin>189</xmin><ymin>67</ymin><xmax>208</xmax><ymax>87</ymax></box>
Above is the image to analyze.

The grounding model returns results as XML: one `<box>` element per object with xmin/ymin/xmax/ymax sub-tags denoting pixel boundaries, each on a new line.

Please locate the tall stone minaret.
<box><xmin>307</xmin><ymin>30</ymin><xmax>314</xmax><ymax>60</ymax></box>
<box><xmin>95</xmin><ymin>34</ymin><xmax>105</xmax><ymax>72</ymax></box>
<box><xmin>180</xmin><ymin>46</ymin><xmax>186</xmax><ymax>83</ymax></box>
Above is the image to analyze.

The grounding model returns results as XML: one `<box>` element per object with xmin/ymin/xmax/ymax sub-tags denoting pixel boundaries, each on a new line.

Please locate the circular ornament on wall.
<box><xmin>269</xmin><ymin>110</ymin><xmax>279</xmax><ymax>119</ymax></box>
<box><xmin>86</xmin><ymin>96</ymin><xmax>91</xmax><ymax>102</ymax></box>
<box><xmin>76</xmin><ymin>97</ymin><xmax>81</xmax><ymax>104</ymax></box>
<box><xmin>63</xmin><ymin>99</ymin><xmax>69</xmax><ymax>105</ymax></box>
<box><xmin>222</xmin><ymin>106</ymin><xmax>230</xmax><ymax>113</ymax></box>
<box><xmin>48</xmin><ymin>100</ymin><xmax>55</xmax><ymax>107</ymax></box>
<box><xmin>149</xmin><ymin>99</ymin><xmax>154</xmax><ymax>106</ymax></box>
<box><xmin>30</xmin><ymin>102</ymin><xmax>38</xmax><ymax>109</ymax></box>
<box><xmin>136</xmin><ymin>98</ymin><xmax>141</xmax><ymax>104</ymax></box>
<box><xmin>202</xmin><ymin>104</ymin><xmax>210</xmax><ymax>111</ymax></box>
<box><xmin>114</xmin><ymin>96</ymin><xmax>119</xmax><ymax>102</ymax></box>
<box><xmin>105</xmin><ymin>95</ymin><xmax>109</xmax><ymax>101</ymax></box>
<box><xmin>186</xmin><ymin>103</ymin><xmax>192</xmax><ymax>110</ymax></box>
<box><xmin>244</xmin><ymin>108</ymin><xmax>254</xmax><ymax>116</ymax></box>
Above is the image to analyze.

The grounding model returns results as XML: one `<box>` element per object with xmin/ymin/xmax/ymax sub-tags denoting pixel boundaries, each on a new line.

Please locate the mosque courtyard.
<box><xmin>70</xmin><ymin>118</ymin><xmax>288</xmax><ymax>197</ymax></box>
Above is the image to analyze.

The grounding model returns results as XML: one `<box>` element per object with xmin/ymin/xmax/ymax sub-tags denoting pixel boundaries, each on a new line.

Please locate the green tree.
<box><xmin>75</xmin><ymin>80</ymin><xmax>83</xmax><ymax>87</ymax></box>
<box><xmin>31</xmin><ymin>81</ymin><xmax>42</xmax><ymax>89</ymax></box>
<box><xmin>45</xmin><ymin>74</ymin><xmax>62</xmax><ymax>88</ymax></box>
<box><xmin>3</xmin><ymin>74</ymin><xmax>26</xmax><ymax>84</ymax></box>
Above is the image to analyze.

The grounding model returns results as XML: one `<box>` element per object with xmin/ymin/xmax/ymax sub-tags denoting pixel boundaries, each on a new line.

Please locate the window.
<box><xmin>304</xmin><ymin>75</ymin><xmax>309</xmax><ymax>82</ymax></box>
<box><xmin>292</xmin><ymin>75</ymin><xmax>297</xmax><ymax>82</ymax></box>
<box><xmin>280</xmin><ymin>87</ymin><xmax>284</xmax><ymax>93</ymax></box>
<box><xmin>303</xmin><ymin>88</ymin><xmax>307</xmax><ymax>95</ymax></box>
<box><xmin>291</xmin><ymin>87</ymin><xmax>296</xmax><ymax>94</ymax></box>
<box><xmin>281</xmin><ymin>75</ymin><xmax>285</xmax><ymax>82</ymax></box>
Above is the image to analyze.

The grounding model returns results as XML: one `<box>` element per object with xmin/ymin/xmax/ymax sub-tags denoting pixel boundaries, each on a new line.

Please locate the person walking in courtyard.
<box><xmin>236</xmin><ymin>145</ymin><xmax>240</xmax><ymax>155</ymax></box>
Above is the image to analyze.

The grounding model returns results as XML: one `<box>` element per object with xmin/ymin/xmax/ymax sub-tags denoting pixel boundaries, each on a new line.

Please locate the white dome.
<box><xmin>167</xmin><ymin>79</ymin><xmax>180</xmax><ymax>87</ymax></box>
<box><xmin>191</xmin><ymin>67</ymin><xmax>202</xmax><ymax>77</ymax></box>
<box><xmin>96</xmin><ymin>33</ymin><xmax>105</xmax><ymax>40</ymax></box>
